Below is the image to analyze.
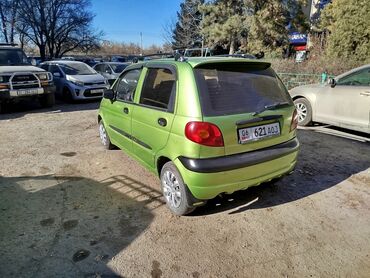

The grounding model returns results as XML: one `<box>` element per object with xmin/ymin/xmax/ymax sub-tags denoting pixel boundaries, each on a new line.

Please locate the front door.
<box><xmin>105</xmin><ymin>68</ymin><xmax>142</xmax><ymax>152</ymax></box>
<box><xmin>315</xmin><ymin>67</ymin><xmax>370</xmax><ymax>132</ymax></box>
<box><xmin>131</xmin><ymin>67</ymin><xmax>177</xmax><ymax>169</ymax></box>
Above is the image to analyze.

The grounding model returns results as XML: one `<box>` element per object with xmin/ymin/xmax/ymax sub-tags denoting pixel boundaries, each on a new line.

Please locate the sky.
<box><xmin>91</xmin><ymin>0</ymin><xmax>183</xmax><ymax>47</ymax></box>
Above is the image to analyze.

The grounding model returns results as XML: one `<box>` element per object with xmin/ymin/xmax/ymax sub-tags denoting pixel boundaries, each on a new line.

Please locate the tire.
<box><xmin>160</xmin><ymin>162</ymin><xmax>195</xmax><ymax>216</ymax></box>
<box><xmin>294</xmin><ymin>98</ymin><xmax>312</xmax><ymax>126</ymax></box>
<box><xmin>98</xmin><ymin>120</ymin><xmax>114</xmax><ymax>150</ymax></box>
<box><xmin>39</xmin><ymin>93</ymin><xmax>55</xmax><ymax>108</ymax></box>
<box><xmin>63</xmin><ymin>87</ymin><xmax>74</xmax><ymax>103</ymax></box>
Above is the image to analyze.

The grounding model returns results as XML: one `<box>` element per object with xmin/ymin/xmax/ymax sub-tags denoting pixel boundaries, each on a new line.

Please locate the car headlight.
<box><xmin>70</xmin><ymin>79</ymin><xmax>84</xmax><ymax>87</ymax></box>
<box><xmin>37</xmin><ymin>73</ymin><xmax>48</xmax><ymax>80</ymax></box>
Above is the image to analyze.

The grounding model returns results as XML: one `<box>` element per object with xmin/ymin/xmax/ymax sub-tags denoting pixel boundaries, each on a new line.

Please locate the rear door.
<box><xmin>315</xmin><ymin>67</ymin><xmax>370</xmax><ymax>131</ymax></box>
<box><xmin>104</xmin><ymin>68</ymin><xmax>142</xmax><ymax>152</ymax></box>
<box><xmin>194</xmin><ymin>62</ymin><xmax>295</xmax><ymax>156</ymax></box>
<box><xmin>131</xmin><ymin>66</ymin><xmax>177</xmax><ymax>169</ymax></box>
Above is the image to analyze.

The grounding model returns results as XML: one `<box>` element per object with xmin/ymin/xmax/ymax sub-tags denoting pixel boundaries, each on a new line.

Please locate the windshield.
<box><xmin>194</xmin><ymin>63</ymin><xmax>292</xmax><ymax>116</ymax></box>
<box><xmin>0</xmin><ymin>49</ymin><xmax>30</xmax><ymax>66</ymax></box>
<box><xmin>111</xmin><ymin>64</ymin><xmax>128</xmax><ymax>73</ymax></box>
<box><xmin>59</xmin><ymin>63</ymin><xmax>96</xmax><ymax>75</ymax></box>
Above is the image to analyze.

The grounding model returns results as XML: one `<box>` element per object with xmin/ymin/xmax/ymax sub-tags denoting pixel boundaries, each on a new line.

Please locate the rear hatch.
<box><xmin>193</xmin><ymin>61</ymin><xmax>295</xmax><ymax>156</ymax></box>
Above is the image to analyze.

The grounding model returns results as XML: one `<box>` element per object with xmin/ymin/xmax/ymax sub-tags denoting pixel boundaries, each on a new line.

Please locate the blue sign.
<box><xmin>289</xmin><ymin>32</ymin><xmax>307</xmax><ymax>45</ymax></box>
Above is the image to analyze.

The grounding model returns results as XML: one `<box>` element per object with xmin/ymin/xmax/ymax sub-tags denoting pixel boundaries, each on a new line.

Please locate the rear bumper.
<box><xmin>179</xmin><ymin>137</ymin><xmax>299</xmax><ymax>173</ymax></box>
<box><xmin>175</xmin><ymin>137</ymin><xmax>299</xmax><ymax>200</ymax></box>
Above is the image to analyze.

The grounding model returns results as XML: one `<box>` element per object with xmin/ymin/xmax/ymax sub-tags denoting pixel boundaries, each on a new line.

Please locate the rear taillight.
<box><xmin>185</xmin><ymin>121</ymin><xmax>224</xmax><ymax>147</ymax></box>
<box><xmin>290</xmin><ymin>109</ymin><xmax>298</xmax><ymax>132</ymax></box>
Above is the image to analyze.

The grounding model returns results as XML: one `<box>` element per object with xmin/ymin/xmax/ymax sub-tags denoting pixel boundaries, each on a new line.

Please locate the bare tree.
<box><xmin>16</xmin><ymin>0</ymin><xmax>102</xmax><ymax>60</ymax></box>
<box><xmin>0</xmin><ymin>0</ymin><xmax>20</xmax><ymax>44</ymax></box>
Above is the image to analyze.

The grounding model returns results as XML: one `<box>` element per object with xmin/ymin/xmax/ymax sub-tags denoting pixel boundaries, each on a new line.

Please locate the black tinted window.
<box><xmin>194</xmin><ymin>63</ymin><xmax>292</xmax><ymax>116</ymax></box>
<box><xmin>94</xmin><ymin>64</ymin><xmax>103</xmax><ymax>72</ymax></box>
<box><xmin>139</xmin><ymin>68</ymin><xmax>176</xmax><ymax>111</ymax></box>
<box><xmin>114</xmin><ymin>69</ymin><xmax>141</xmax><ymax>102</ymax></box>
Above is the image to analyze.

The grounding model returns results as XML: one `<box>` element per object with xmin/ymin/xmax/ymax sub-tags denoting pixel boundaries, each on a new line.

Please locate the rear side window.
<box><xmin>194</xmin><ymin>63</ymin><xmax>292</xmax><ymax>116</ymax></box>
<box><xmin>139</xmin><ymin>68</ymin><xmax>176</xmax><ymax>111</ymax></box>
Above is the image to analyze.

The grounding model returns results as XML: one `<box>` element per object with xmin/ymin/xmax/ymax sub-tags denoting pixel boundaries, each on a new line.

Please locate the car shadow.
<box><xmin>0</xmin><ymin>174</ymin><xmax>164</xmax><ymax>277</ymax></box>
<box><xmin>0</xmin><ymin>99</ymin><xmax>100</xmax><ymax>121</ymax></box>
<box><xmin>191</xmin><ymin>129</ymin><xmax>370</xmax><ymax>216</ymax></box>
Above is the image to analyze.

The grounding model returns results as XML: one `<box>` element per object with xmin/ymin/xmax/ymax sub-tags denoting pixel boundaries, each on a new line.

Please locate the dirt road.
<box><xmin>1</xmin><ymin>101</ymin><xmax>370</xmax><ymax>277</ymax></box>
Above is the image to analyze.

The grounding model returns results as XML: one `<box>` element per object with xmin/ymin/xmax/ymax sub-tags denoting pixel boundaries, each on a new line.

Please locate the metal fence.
<box><xmin>277</xmin><ymin>72</ymin><xmax>335</xmax><ymax>90</ymax></box>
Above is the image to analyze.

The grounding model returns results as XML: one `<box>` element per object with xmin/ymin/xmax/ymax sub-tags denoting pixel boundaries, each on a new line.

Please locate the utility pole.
<box><xmin>140</xmin><ymin>32</ymin><xmax>143</xmax><ymax>56</ymax></box>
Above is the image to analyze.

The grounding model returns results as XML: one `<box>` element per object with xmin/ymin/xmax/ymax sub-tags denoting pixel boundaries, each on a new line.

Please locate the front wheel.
<box><xmin>99</xmin><ymin>120</ymin><xmax>114</xmax><ymax>150</ymax></box>
<box><xmin>160</xmin><ymin>162</ymin><xmax>195</xmax><ymax>216</ymax></box>
<box><xmin>294</xmin><ymin>98</ymin><xmax>312</xmax><ymax>126</ymax></box>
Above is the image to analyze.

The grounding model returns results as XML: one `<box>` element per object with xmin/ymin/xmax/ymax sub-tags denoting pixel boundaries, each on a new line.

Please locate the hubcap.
<box><xmin>99</xmin><ymin>123</ymin><xmax>108</xmax><ymax>146</ymax></box>
<box><xmin>295</xmin><ymin>103</ymin><xmax>307</xmax><ymax>122</ymax></box>
<box><xmin>162</xmin><ymin>170</ymin><xmax>182</xmax><ymax>208</ymax></box>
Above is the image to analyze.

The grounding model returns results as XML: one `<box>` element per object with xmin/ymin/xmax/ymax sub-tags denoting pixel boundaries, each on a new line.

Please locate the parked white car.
<box><xmin>289</xmin><ymin>64</ymin><xmax>370</xmax><ymax>134</ymax></box>
<box><xmin>40</xmin><ymin>60</ymin><xmax>109</xmax><ymax>101</ymax></box>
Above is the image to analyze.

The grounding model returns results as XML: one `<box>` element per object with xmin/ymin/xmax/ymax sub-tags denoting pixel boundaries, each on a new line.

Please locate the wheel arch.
<box><xmin>156</xmin><ymin>156</ymin><xmax>171</xmax><ymax>176</ymax></box>
<box><xmin>291</xmin><ymin>93</ymin><xmax>317</xmax><ymax>120</ymax></box>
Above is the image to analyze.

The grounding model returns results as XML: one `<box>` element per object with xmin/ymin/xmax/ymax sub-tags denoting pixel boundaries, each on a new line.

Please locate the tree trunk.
<box><xmin>0</xmin><ymin>3</ymin><xmax>9</xmax><ymax>43</ymax></box>
<box><xmin>229</xmin><ymin>36</ymin><xmax>235</xmax><ymax>54</ymax></box>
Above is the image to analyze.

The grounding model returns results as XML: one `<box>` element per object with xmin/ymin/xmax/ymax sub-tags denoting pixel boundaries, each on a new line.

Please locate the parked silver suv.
<box><xmin>0</xmin><ymin>44</ymin><xmax>55</xmax><ymax>113</ymax></box>
<box><xmin>40</xmin><ymin>60</ymin><xmax>109</xmax><ymax>101</ymax></box>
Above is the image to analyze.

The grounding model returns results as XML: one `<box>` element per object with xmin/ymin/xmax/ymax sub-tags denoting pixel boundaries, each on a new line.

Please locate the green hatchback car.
<box><xmin>98</xmin><ymin>57</ymin><xmax>299</xmax><ymax>215</ymax></box>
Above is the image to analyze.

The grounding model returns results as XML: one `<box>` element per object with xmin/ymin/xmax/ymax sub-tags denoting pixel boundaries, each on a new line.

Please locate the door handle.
<box><xmin>158</xmin><ymin>118</ymin><xmax>167</xmax><ymax>127</ymax></box>
<box><xmin>123</xmin><ymin>107</ymin><xmax>129</xmax><ymax>114</ymax></box>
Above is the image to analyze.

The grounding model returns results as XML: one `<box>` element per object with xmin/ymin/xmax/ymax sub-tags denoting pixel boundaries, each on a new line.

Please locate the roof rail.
<box><xmin>213</xmin><ymin>54</ymin><xmax>256</xmax><ymax>59</ymax></box>
<box><xmin>213</xmin><ymin>52</ymin><xmax>265</xmax><ymax>59</ymax></box>
<box><xmin>0</xmin><ymin>43</ymin><xmax>18</xmax><ymax>47</ymax></box>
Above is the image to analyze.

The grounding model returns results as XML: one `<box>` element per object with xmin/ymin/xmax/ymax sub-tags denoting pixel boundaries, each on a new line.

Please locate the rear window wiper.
<box><xmin>252</xmin><ymin>101</ymin><xmax>290</xmax><ymax>116</ymax></box>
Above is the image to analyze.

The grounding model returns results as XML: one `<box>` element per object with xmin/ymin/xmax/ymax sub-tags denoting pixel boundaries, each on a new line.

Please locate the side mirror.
<box><xmin>53</xmin><ymin>72</ymin><xmax>61</xmax><ymax>78</ymax></box>
<box><xmin>103</xmin><ymin>89</ymin><xmax>115</xmax><ymax>100</ymax></box>
<box><xmin>328</xmin><ymin>78</ymin><xmax>336</xmax><ymax>88</ymax></box>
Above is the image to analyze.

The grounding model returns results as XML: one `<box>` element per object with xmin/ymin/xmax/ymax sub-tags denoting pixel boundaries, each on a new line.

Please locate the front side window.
<box><xmin>139</xmin><ymin>68</ymin><xmax>176</xmax><ymax>111</ymax></box>
<box><xmin>337</xmin><ymin>68</ymin><xmax>370</xmax><ymax>86</ymax></box>
<box><xmin>113</xmin><ymin>69</ymin><xmax>142</xmax><ymax>102</ymax></box>
<box><xmin>49</xmin><ymin>65</ymin><xmax>62</xmax><ymax>75</ymax></box>
<box><xmin>94</xmin><ymin>64</ymin><xmax>103</xmax><ymax>72</ymax></box>
<box><xmin>111</xmin><ymin>63</ymin><xmax>128</xmax><ymax>73</ymax></box>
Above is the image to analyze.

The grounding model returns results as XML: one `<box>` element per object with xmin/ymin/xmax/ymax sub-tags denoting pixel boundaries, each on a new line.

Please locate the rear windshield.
<box><xmin>194</xmin><ymin>63</ymin><xmax>292</xmax><ymax>116</ymax></box>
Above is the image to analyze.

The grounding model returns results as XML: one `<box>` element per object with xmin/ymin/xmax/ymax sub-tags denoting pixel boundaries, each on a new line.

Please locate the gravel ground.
<box><xmin>0</xmin><ymin>100</ymin><xmax>370</xmax><ymax>278</ymax></box>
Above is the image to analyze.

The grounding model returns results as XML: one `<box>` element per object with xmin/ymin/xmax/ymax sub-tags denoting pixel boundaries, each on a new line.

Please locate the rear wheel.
<box><xmin>294</xmin><ymin>98</ymin><xmax>312</xmax><ymax>126</ymax></box>
<box><xmin>39</xmin><ymin>93</ymin><xmax>55</xmax><ymax>108</ymax></box>
<box><xmin>160</xmin><ymin>162</ymin><xmax>195</xmax><ymax>216</ymax></box>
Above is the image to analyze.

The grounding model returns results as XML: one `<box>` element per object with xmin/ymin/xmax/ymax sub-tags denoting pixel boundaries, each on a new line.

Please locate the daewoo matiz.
<box><xmin>98</xmin><ymin>57</ymin><xmax>299</xmax><ymax>215</ymax></box>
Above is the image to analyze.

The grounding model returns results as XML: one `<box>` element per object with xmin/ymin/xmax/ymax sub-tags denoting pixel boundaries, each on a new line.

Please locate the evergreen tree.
<box><xmin>172</xmin><ymin>0</ymin><xmax>204</xmax><ymax>49</ymax></box>
<box><xmin>200</xmin><ymin>0</ymin><xmax>246</xmax><ymax>54</ymax></box>
<box><xmin>321</xmin><ymin>0</ymin><xmax>370</xmax><ymax>61</ymax></box>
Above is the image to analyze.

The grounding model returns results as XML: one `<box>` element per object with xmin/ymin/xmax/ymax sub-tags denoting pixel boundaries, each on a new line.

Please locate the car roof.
<box><xmin>96</xmin><ymin>62</ymin><xmax>130</xmax><ymax>65</ymax></box>
<box><xmin>143</xmin><ymin>57</ymin><xmax>270</xmax><ymax>68</ymax></box>
<box><xmin>42</xmin><ymin>60</ymin><xmax>87</xmax><ymax>65</ymax></box>
<box><xmin>335</xmin><ymin>64</ymin><xmax>370</xmax><ymax>79</ymax></box>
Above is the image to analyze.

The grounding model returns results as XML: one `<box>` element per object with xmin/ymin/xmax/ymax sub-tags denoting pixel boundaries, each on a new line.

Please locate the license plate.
<box><xmin>17</xmin><ymin>89</ymin><xmax>39</xmax><ymax>96</ymax></box>
<box><xmin>238</xmin><ymin>122</ymin><xmax>280</xmax><ymax>143</ymax></box>
<box><xmin>90</xmin><ymin>89</ymin><xmax>104</xmax><ymax>94</ymax></box>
